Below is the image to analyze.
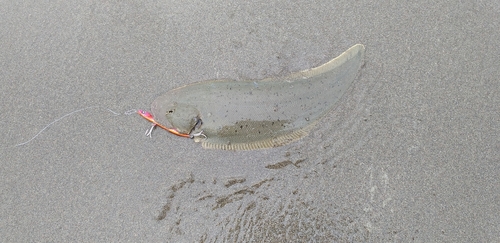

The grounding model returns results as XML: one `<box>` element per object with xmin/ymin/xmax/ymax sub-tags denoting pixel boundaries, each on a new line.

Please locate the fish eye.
<box><xmin>168</xmin><ymin>109</ymin><xmax>174</xmax><ymax>114</ymax></box>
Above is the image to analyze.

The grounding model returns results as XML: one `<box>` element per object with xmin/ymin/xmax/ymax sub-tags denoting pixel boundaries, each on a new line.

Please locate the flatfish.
<box><xmin>139</xmin><ymin>44</ymin><xmax>365</xmax><ymax>150</ymax></box>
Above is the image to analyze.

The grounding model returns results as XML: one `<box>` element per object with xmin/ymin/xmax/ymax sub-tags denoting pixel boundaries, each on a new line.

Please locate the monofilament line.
<box><xmin>14</xmin><ymin>106</ymin><xmax>136</xmax><ymax>147</ymax></box>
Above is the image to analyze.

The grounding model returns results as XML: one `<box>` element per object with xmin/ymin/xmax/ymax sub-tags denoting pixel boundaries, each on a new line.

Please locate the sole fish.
<box><xmin>139</xmin><ymin>44</ymin><xmax>365</xmax><ymax>150</ymax></box>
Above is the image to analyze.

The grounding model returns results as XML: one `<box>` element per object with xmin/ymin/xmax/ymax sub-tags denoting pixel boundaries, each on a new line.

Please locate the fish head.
<box><xmin>163</xmin><ymin>102</ymin><xmax>202</xmax><ymax>134</ymax></box>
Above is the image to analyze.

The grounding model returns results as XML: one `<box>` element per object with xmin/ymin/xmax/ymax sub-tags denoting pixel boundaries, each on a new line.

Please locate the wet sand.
<box><xmin>1</xmin><ymin>1</ymin><xmax>499</xmax><ymax>242</ymax></box>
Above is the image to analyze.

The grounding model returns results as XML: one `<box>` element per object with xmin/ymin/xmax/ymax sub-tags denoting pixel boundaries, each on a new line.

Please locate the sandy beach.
<box><xmin>1</xmin><ymin>1</ymin><xmax>498</xmax><ymax>241</ymax></box>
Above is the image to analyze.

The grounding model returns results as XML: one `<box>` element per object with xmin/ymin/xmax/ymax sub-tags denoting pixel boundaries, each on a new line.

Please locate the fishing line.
<box><xmin>14</xmin><ymin>106</ymin><xmax>136</xmax><ymax>147</ymax></box>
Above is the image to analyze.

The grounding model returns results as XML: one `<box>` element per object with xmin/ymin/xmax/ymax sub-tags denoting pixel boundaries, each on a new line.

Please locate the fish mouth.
<box><xmin>156</xmin><ymin>115</ymin><xmax>205</xmax><ymax>140</ymax></box>
<box><xmin>187</xmin><ymin>116</ymin><xmax>203</xmax><ymax>135</ymax></box>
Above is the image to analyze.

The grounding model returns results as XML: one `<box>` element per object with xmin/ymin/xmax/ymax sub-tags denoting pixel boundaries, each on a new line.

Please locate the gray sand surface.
<box><xmin>1</xmin><ymin>1</ymin><xmax>498</xmax><ymax>242</ymax></box>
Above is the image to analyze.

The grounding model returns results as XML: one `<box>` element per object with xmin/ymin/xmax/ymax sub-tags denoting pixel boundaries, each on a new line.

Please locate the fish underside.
<box><xmin>151</xmin><ymin>44</ymin><xmax>365</xmax><ymax>150</ymax></box>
